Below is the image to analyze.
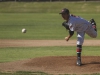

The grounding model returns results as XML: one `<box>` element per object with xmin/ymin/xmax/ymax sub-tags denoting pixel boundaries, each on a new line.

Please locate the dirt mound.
<box><xmin>0</xmin><ymin>40</ymin><xmax>100</xmax><ymax>74</ymax></box>
<box><xmin>0</xmin><ymin>56</ymin><xmax>100</xmax><ymax>74</ymax></box>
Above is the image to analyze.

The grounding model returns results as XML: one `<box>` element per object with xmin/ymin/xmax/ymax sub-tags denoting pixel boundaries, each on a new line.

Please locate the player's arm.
<box><xmin>62</xmin><ymin>21</ymin><xmax>74</xmax><ymax>41</ymax></box>
<box><xmin>65</xmin><ymin>30</ymin><xmax>74</xmax><ymax>41</ymax></box>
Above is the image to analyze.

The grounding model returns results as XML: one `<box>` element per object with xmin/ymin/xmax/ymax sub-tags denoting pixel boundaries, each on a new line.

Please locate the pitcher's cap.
<box><xmin>59</xmin><ymin>8</ymin><xmax>69</xmax><ymax>14</ymax></box>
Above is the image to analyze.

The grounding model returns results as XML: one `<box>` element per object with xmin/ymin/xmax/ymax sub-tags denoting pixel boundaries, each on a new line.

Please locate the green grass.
<box><xmin>0</xmin><ymin>2</ymin><xmax>100</xmax><ymax>40</ymax></box>
<box><xmin>0</xmin><ymin>71</ymin><xmax>50</xmax><ymax>75</ymax></box>
<box><xmin>0</xmin><ymin>46</ymin><xmax>100</xmax><ymax>62</ymax></box>
<box><xmin>0</xmin><ymin>71</ymin><xmax>100</xmax><ymax>75</ymax></box>
<box><xmin>0</xmin><ymin>13</ymin><xmax>64</xmax><ymax>39</ymax></box>
<box><xmin>0</xmin><ymin>2</ymin><xmax>100</xmax><ymax>13</ymax></box>
<box><xmin>0</xmin><ymin>13</ymin><xmax>100</xmax><ymax>39</ymax></box>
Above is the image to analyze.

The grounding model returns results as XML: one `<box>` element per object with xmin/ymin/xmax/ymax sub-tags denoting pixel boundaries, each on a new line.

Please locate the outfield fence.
<box><xmin>0</xmin><ymin>0</ymin><xmax>100</xmax><ymax>2</ymax></box>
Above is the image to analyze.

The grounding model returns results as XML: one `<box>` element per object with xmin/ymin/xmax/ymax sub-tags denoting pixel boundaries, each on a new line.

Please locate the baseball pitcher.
<box><xmin>59</xmin><ymin>8</ymin><xmax>97</xmax><ymax>66</ymax></box>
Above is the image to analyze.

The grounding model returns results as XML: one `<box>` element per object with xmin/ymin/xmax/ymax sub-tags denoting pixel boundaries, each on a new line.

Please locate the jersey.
<box><xmin>67</xmin><ymin>15</ymin><xmax>90</xmax><ymax>32</ymax></box>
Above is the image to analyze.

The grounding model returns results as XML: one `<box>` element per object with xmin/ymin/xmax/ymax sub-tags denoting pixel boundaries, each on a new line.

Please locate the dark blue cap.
<box><xmin>59</xmin><ymin>8</ymin><xmax>69</xmax><ymax>14</ymax></box>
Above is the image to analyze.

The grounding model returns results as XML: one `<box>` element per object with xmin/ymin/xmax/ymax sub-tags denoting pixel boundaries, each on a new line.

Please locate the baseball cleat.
<box><xmin>90</xmin><ymin>18</ymin><xmax>96</xmax><ymax>25</ymax></box>
<box><xmin>89</xmin><ymin>18</ymin><xmax>97</xmax><ymax>31</ymax></box>
<box><xmin>76</xmin><ymin>57</ymin><xmax>82</xmax><ymax>66</ymax></box>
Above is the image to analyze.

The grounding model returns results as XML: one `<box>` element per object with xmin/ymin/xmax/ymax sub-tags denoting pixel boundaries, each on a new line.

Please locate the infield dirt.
<box><xmin>0</xmin><ymin>40</ymin><xmax>100</xmax><ymax>74</ymax></box>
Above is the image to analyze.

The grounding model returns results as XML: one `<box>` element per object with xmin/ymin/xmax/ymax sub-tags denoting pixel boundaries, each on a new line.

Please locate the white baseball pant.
<box><xmin>77</xmin><ymin>24</ymin><xmax>97</xmax><ymax>45</ymax></box>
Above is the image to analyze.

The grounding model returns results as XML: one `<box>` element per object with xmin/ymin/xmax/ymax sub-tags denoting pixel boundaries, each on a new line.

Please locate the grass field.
<box><xmin>0</xmin><ymin>2</ymin><xmax>100</xmax><ymax>13</ymax></box>
<box><xmin>0</xmin><ymin>71</ymin><xmax>99</xmax><ymax>75</ymax></box>
<box><xmin>0</xmin><ymin>2</ymin><xmax>100</xmax><ymax>40</ymax></box>
<box><xmin>0</xmin><ymin>71</ymin><xmax>50</xmax><ymax>75</ymax></box>
<box><xmin>0</xmin><ymin>2</ymin><xmax>100</xmax><ymax>75</ymax></box>
<box><xmin>0</xmin><ymin>46</ymin><xmax>100</xmax><ymax>62</ymax></box>
<box><xmin>0</xmin><ymin>13</ymin><xmax>100</xmax><ymax>39</ymax></box>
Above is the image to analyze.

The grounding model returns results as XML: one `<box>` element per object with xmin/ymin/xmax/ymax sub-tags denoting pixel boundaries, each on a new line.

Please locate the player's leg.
<box><xmin>85</xmin><ymin>24</ymin><xmax>97</xmax><ymax>38</ymax></box>
<box><xmin>77</xmin><ymin>45</ymin><xmax>82</xmax><ymax>66</ymax></box>
<box><xmin>76</xmin><ymin>32</ymin><xmax>85</xmax><ymax>66</ymax></box>
<box><xmin>86</xmin><ymin>19</ymin><xmax>97</xmax><ymax>38</ymax></box>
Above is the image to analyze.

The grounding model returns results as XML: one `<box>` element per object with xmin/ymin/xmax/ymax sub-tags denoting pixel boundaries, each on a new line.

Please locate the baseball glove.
<box><xmin>62</xmin><ymin>21</ymin><xmax>69</xmax><ymax>30</ymax></box>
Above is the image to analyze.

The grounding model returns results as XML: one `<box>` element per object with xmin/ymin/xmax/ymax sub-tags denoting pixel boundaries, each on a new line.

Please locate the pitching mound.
<box><xmin>0</xmin><ymin>56</ymin><xmax>100</xmax><ymax>74</ymax></box>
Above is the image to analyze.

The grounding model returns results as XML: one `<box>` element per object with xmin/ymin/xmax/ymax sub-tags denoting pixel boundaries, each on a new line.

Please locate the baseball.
<box><xmin>65</xmin><ymin>37</ymin><xmax>68</xmax><ymax>40</ymax></box>
<box><xmin>22</xmin><ymin>28</ymin><xmax>26</xmax><ymax>33</ymax></box>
